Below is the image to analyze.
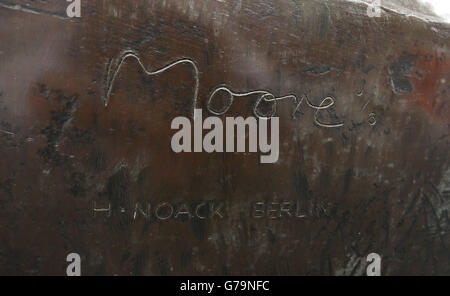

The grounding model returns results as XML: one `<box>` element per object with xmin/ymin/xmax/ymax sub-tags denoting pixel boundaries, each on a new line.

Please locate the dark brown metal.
<box><xmin>0</xmin><ymin>0</ymin><xmax>448</xmax><ymax>275</ymax></box>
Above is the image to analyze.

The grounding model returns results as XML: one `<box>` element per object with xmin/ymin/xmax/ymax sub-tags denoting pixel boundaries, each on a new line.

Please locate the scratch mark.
<box><xmin>0</xmin><ymin>129</ymin><xmax>15</xmax><ymax>136</ymax></box>
<box><xmin>0</xmin><ymin>1</ymin><xmax>70</xmax><ymax>20</ymax></box>
<box><xmin>300</xmin><ymin>64</ymin><xmax>343</xmax><ymax>76</ymax></box>
<box><xmin>361</xmin><ymin>99</ymin><xmax>370</xmax><ymax>111</ymax></box>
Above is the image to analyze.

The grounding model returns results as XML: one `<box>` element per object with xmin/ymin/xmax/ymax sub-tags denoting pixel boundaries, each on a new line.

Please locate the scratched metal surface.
<box><xmin>0</xmin><ymin>0</ymin><xmax>449</xmax><ymax>275</ymax></box>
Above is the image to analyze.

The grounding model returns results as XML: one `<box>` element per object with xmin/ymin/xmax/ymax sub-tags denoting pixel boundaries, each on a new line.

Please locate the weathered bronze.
<box><xmin>0</xmin><ymin>0</ymin><xmax>448</xmax><ymax>275</ymax></box>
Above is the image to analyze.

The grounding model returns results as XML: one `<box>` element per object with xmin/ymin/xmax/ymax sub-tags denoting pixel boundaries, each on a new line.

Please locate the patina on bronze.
<box><xmin>0</xmin><ymin>0</ymin><xmax>449</xmax><ymax>275</ymax></box>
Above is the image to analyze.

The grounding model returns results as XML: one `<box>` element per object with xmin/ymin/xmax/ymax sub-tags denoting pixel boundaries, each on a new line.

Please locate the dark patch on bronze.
<box><xmin>106</xmin><ymin>168</ymin><xmax>132</xmax><ymax>230</ymax></box>
<box><xmin>70</xmin><ymin>172</ymin><xmax>86</xmax><ymax>197</ymax></box>
<box><xmin>38</xmin><ymin>87</ymin><xmax>79</xmax><ymax>165</ymax></box>
<box><xmin>388</xmin><ymin>52</ymin><xmax>417</xmax><ymax>95</ymax></box>
<box><xmin>0</xmin><ymin>178</ymin><xmax>14</xmax><ymax>201</ymax></box>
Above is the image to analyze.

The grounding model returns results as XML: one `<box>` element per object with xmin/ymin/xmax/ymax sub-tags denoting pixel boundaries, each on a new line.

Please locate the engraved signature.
<box><xmin>104</xmin><ymin>50</ymin><xmax>376</xmax><ymax>128</ymax></box>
